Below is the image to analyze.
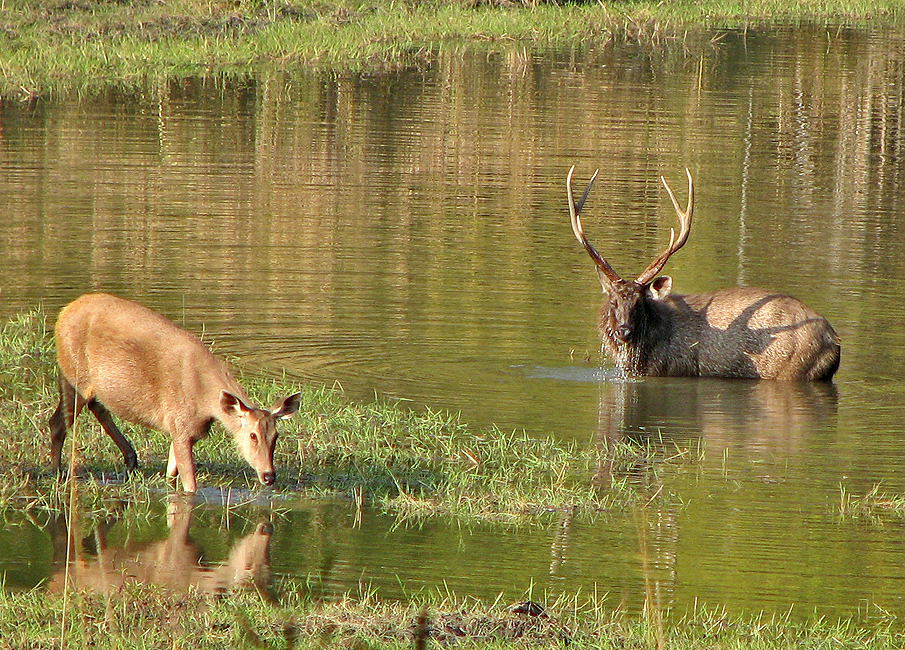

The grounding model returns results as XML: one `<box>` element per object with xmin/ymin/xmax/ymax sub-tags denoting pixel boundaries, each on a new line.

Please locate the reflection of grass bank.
<box><xmin>0</xmin><ymin>308</ymin><xmax>694</xmax><ymax>521</ymax></box>
<box><xmin>1</xmin><ymin>583</ymin><xmax>902</xmax><ymax>649</ymax></box>
<box><xmin>2</xmin><ymin>0</ymin><xmax>903</xmax><ymax>98</ymax></box>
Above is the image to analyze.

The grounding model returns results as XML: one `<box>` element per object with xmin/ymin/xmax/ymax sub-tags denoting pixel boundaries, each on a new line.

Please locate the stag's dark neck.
<box><xmin>602</xmin><ymin>295</ymin><xmax>690</xmax><ymax>376</ymax></box>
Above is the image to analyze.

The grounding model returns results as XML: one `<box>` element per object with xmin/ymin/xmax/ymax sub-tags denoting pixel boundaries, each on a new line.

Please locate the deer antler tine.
<box><xmin>576</xmin><ymin>169</ymin><xmax>599</xmax><ymax>214</ymax></box>
<box><xmin>567</xmin><ymin>165</ymin><xmax>581</xmax><ymax>242</ymax></box>
<box><xmin>684</xmin><ymin>167</ymin><xmax>694</xmax><ymax>216</ymax></box>
<box><xmin>660</xmin><ymin>176</ymin><xmax>682</xmax><ymax>216</ymax></box>
<box><xmin>660</xmin><ymin>168</ymin><xmax>694</xmax><ymax>222</ymax></box>
<box><xmin>634</xmin><ymin>168</ymin><xmax>695</xmax><ymax>286</ymax></box>
<box><xmin>567</xmin><ymin>166</ymin><xmax>622</xmax><ymax>285</ymax></box>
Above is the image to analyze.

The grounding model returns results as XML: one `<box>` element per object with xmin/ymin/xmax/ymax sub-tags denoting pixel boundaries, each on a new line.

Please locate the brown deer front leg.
<box><xmin>168</xmin><ymin>438</ymin><xmax>198</xmax><ymax>493</ymax></box>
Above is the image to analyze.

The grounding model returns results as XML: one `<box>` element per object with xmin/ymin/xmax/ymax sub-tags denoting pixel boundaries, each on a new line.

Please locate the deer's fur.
<box><xmin>568</xmin><ymin>167</ymin><xmax>840</xmax><ymax>381</ymax></box>
<box><xmin>50</xmin><ymin>293</ymin><xmax>301</xmax><ymax>491</ymax></box>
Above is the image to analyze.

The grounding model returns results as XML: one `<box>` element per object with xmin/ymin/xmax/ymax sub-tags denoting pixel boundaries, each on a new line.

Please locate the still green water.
<box><xmin>2</xmin><ymin>24</ymin><xmax>905</xmax><ymax>620</ymax></box>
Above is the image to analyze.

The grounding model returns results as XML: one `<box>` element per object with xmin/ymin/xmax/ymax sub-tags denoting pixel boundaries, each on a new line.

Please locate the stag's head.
<box><xmin>568</xmin><ymin>166</ymin><xmax>694</xmax><ymax>350</ymax></box>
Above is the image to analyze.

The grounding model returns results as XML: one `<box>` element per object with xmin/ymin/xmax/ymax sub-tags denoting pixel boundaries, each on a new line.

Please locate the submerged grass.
<box><xmin>1</xmin><ymin>0</ymin><xmax>904</xmax><ymax>98</ymax></box>
<box><xmin>838</xmin><ymin>483</ymin><xmax>905</xmax><ymax>522</ymax></box>
<box><xmin>0</xmin><ymin>307</ymin><xmax>694</xmax><ymax>521</ymax></box>
<box><xmin>0</xmin><ymin>581</ymin><xmax>902</xmax><ymax>649</ymax></box>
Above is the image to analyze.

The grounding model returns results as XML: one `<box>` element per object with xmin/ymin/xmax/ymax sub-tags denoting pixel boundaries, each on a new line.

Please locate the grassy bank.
<box><xmin>1</xmin><ymin>581</ymin><xmax>902</xmax><ymax>649</ymax></box>
<box><xmin>1</xmin><ymin>0</ymin><xmax>904</xmax><ymax>98</ymax></box>
<box><xmin>0</xmin><ymin>307</ymin><xmax>692</xmax><ymax>521</ymax></box>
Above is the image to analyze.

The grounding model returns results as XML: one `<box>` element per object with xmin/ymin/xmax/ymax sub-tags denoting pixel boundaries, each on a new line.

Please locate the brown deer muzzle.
<box><xmin>614</xmin><ymin>325</ymin><xmax>632</xmax><ymax>342</ymax></box>
<box><xmin>259</xmin><ymin>470</ymin><xmax>276</xmax><ymax>486</ymax></box>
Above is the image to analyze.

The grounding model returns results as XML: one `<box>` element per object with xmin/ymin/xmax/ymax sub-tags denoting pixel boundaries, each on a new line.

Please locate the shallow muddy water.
<box><xmin>3</xmin><ymin>24</ymin><xmax>905</xmax><ymax>621</ymax></box>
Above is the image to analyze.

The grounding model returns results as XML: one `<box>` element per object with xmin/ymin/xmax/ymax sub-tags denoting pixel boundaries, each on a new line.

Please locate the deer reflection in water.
<box><xmin>549</xmin><ymin>377</ymin><xmax>838</xmax><ymax>618</ymax></box>
<box><xmin>591</xmin><ymin>377</ymin><xmax>838</xmax><ymax>488</ymax></box>
<box><xmin>47</xmin><ymin>496</ymin><xmax>274</xmax><ymax>600</ymax></box>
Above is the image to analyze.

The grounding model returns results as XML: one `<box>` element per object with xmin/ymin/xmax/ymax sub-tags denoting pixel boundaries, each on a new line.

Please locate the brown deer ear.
<box><xmin>221</xmin><ymin>390</ymin><xmax>253</xmax><ymax>416</ymax></box>
<box><xmin>647</xmin><ymin>276</ymin><xmax>673</xmax><ymax>300</ymax></box>
<box><xmin>271</xmin><ymin>392</ymin><xmax>301</xmax><ymax>419</ymax></box>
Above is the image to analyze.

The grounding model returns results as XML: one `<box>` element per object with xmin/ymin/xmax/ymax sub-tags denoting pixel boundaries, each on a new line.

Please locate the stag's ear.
<box><xmin>647</xmin><ymin>276</ymin><xmax>673</xmax><ymax>300</ymax></box>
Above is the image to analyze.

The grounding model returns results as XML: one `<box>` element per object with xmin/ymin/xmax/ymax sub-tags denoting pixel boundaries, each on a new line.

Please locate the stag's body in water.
<box><xmin>568</xmin><ymin>167</ymin><xmax>840</xmax><ymax>381</ymax></box>
<box><xmin>50</xmin><ymin>293</ymin><xmax>302</xmax><ymax>491</ymax></box>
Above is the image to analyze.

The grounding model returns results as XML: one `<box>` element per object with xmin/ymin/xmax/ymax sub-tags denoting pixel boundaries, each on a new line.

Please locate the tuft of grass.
<box><xmin>259</xmin><ymin>379</ymin><xmax>700</xmax><ymax>520</ymax></box>
<box><xmin>0</xmin><ymin>582</ymin><xmax>902</xmax><ymax>649</ymax></box>
<box><xmin>0</xmin><ymin>307</ymin><xmax>59</xmax><ymax>493</ymax></box>
<box><xmin>838</xmin><ymin>483</ymin><xmax>905</xmax><ymax>521</ymax></box>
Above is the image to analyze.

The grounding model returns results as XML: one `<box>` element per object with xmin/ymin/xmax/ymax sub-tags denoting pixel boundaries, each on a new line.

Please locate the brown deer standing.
<box><xmin>50</xmin><ymin>293</ymin><xmax>302</xmax><ymax>492</ymax></box>
<box><xmin>568</xmin><ymin>166</ymin><xmax>840</xmax><ymax>381</ymax></box>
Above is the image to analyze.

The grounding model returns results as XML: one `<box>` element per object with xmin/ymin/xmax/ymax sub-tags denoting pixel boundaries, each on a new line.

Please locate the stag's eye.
<box><xmin>250</xmin><ymin>432</ymin><xmax>258</xmax><ymax>443</ymax></box>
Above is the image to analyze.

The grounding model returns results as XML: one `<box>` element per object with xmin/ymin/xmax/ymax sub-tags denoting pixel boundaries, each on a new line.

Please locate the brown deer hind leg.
<box><xmin>50</xmin><ymin>376</ymin><xmax>81</xmax><ymax>473</ymax></box>
<box><xmin>86</xmin><ymin>400</ymin><xmax>139</xmax><ymax>471</ymax></box>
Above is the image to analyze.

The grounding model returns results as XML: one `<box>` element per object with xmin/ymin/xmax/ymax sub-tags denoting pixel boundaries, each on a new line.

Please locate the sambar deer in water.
<box><xmin>567</xmin><ymin>166</ymin><xmax>840</xmax><ymax>381</ymax></box>
<box><xmin>49</xmin><ymin>293</ymin><xmax>302</xmax><ymax>492</ymax></box>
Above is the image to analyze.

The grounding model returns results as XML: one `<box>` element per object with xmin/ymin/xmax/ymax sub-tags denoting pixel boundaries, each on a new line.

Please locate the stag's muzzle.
<box><xmin>615</xmin><ymin>325</ymin><xmax>632</xmax><ymax>342</ymax></box>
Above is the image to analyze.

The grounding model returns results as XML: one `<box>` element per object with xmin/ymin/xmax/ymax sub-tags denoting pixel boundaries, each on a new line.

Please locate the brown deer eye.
<box><xmin>250</xmin><ymin>432</ymin><xmax>258</xmax><ymax>442</ymax></box>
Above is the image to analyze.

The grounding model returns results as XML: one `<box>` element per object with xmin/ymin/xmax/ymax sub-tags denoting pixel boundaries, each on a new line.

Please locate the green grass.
<box><xmin>0</xmin><ymin>306</ymin><xmax>695</xmax><ymax>522</ymax></box>
<box><xmin>0</xmin><ymin>581</ymin><xmax>902</xmax><ymax>649</ymax></box>
<box><xmin>1</xmin><ymin>0</ymin><xmax>904</xmax><ymax>98</ymax></box>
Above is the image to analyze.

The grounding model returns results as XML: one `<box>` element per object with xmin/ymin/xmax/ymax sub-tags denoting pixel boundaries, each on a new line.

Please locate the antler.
<box><xmin>567</xmin><ymin>165</ymin><xmax>623</xmax><ymax>285</ymax></box>
<box><xmin>634</xmin><ymin>168</ymin><xmax>694</xmax><ymax>286</ymax></box>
